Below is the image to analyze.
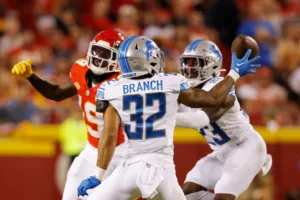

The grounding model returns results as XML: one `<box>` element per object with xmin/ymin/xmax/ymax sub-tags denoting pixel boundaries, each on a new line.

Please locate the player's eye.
<box><xmin>183</xmin><ymin>58</ymin><xmax>198</xmax><ymax>67</ymax></box>
<box><xmin>99</xmin><ymin>51</ymin><xmax>110</xmax><ymax>58</ymax></box>
<box><xmin>92</xmin><ymin>57</ymin><xmax>102</xmax><ymax>67</ymax></box>
<box><xmin>101</xmin><ymin>61</ymin><xmax>109</xmax><ymax>68</ymax></box>
<box><xmin>91</xmin><ymin>45</ymin><xmax>111</xmax><ymax>59</ymax></box>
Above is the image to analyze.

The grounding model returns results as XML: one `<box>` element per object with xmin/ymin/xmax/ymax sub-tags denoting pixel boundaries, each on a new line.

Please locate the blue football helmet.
<box><xmin>117</xmin><ymin>36</ymin><xmax>164</xmax><ymax>78</ymax></box>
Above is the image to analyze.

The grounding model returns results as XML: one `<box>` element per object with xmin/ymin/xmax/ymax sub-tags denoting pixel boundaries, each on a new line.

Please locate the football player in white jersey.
<box><xmin>77</xmin><ymin>36</ymin><xmax>261</xmax><ymax>200</ymax></box>
<box><xmin>176</xmin><ymin>39</ymin><xmax>271</xmax><ymax>200</ymax></box>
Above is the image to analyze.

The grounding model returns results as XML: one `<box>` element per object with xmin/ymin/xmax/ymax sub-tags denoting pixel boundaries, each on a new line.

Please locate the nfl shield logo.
<box><xmin>85</xmin><ymin>90</ymin><xmax>90</xmax><ymax>96</ymax></box>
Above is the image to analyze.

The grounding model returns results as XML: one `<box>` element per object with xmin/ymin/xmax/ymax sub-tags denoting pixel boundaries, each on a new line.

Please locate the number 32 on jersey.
<box><xmin>123</xmin><ymin>93</ymin><xmax>166</xmax><ymax>140</ymax></box>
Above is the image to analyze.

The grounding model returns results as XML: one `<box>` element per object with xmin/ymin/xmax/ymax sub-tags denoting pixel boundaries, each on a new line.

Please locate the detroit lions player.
<box><xmin>176</xmin><ymin>39</ymin><xmax>270</xmax><ymax>200</ymax></box>
<box><xmin>77</xmin><ymin>36</ymin><xmax>261</xmax><ymax>200</ymax></box>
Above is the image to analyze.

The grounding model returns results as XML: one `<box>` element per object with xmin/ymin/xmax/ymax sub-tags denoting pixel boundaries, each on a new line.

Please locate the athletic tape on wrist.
<box><xmin>228</xmin><ymin>70</ymin><xmax>240</xmax><ymax>82</ymax></box>
<box><xmin>95</xmin><ymin>167</ymin><xmax>106</xmax><ymax>180</ymax></box>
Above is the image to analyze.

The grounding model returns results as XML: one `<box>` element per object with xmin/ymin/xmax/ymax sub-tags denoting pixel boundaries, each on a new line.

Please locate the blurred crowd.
<box><xmin>0</xmin><ymin>0</ymin><xmax>299</xmax><ymax>127</ymax></box>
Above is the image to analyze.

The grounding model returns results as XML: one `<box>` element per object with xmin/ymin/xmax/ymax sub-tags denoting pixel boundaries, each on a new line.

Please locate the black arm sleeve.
<box><xmin>27</xmin><ymin>73</ymin><xmax>77</xmax><ymax>102</ymax></box>
<box><xmin>96</xmin><ymin>100</ymin><xmax>109</xmax><ymax>113</ymax></box>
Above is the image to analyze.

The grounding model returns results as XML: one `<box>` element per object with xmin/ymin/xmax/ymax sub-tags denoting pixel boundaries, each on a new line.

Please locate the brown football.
<box><xmin>231</xmin><ymin>35</ymin><xmax>259</xmax><ymax>59</ymax></box>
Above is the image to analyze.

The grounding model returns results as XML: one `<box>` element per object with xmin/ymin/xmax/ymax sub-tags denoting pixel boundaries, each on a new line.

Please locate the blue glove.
<box><xmin>77</xmin><ymin>176</ymin><xmax>101</xmax><ymax>197</ymax></box>
<box><xmin>231</xmin><ymin>49</ymin><xmax>261</xmax><ymax>76</ymax></box>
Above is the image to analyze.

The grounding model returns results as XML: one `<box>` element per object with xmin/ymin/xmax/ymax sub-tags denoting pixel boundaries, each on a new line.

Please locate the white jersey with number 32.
<box><xmin>96</xmin><ymin>73</ymin><xmax>190</xmax><ymax>157</ymax></box>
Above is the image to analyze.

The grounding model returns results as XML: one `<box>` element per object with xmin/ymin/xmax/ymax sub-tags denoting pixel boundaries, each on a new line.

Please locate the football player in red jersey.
<box><xmin>12</xmin><ymin>30</ymin><xmax>126</xmax><ymax>200</ymax></box>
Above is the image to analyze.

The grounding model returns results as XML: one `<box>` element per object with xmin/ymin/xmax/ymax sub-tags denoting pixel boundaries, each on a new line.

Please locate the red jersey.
<box><xmin>70</xmin><ymin>59</ymin><xmax>124</xmax><ymax>148</ymax></box>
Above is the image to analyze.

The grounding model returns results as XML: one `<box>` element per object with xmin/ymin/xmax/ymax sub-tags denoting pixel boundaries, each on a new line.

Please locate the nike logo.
<box><xmin>237</xmin><ymin>62</ymin><xmax>246</xmax><ymax>67</ymax></box>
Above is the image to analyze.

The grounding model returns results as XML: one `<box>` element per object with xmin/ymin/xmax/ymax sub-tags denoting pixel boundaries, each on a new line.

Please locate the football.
<box><xmin>231</xmin><ymin>35</ymin><xmax>259</xmax><ymax>59</ymax></box>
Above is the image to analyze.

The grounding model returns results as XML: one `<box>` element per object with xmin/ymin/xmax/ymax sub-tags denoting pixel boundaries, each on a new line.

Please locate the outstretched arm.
<box><xmin>202</xmin><ymin>95</ymin><xmax>235</xmax><ymax>122</ymax></box>
<box><xmin>176</xmin><ymin>95</ymin><xmax>235</xmax><ymax>130</ymax></box>
<box><xmin>178</xmin><ymin>76</ymin><xmax>235</xmax><ymax>108</ymax></box>
<box><xmin>96</xmin><ymin>103</ymin><xmax>120</xmax><ymax>179</ymax></box>
<box><xmin>12</xmin><ymin>59</ymin><xmax>77</xmax><ymax>101</ymax></box>
<box><xmin>27</xmin><ymin>74</ymin><xmax>77</xmax><ymax>101</ymax></box>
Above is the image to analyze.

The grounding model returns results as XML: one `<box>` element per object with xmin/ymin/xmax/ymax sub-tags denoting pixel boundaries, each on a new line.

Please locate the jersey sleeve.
<box><xmin>69</xmin><ymin>59</ymin><xmax>88</xmax><ymax>83</ymax></box>
<box><xmin>177</xmin><ymin>104</ymin><xmax>192</xmax><ymax>113</ymax></box>
<box><xmin>202</xmin><ymin>77</ymin><xmax>224</xmax><ymax>90</ymax></box>
<box><xmin>96</xmin><ymin>82</ymin><xmax>108</xmax><ymax>101</ymax></box>
<box><xmin>96</xmin><ymin>80</ymin><xmax>120</xmax><ymax>101</ymax></box>
<box><xmin>69</xmin><ymin>64</ymin><xmax>77</xmax><ymax>83</ymax></box>
<box><xmin>179</xmin><ymin>75</ymin><xmax>190</xmax><ymax>92</ymax></box>
<box><xmin>176</xmin><ymin>110</ymin><xmax>210</xmax><ymax>130</ymax></box>
<box><xmin>164</xmin><ymin>73</ymin><xmax>190</xmax><ymax>93</ymax></box>
<box><xmin>203</xmin><ymin>77</ymin><xmax>235</xmax><ymax>97</ymax></box>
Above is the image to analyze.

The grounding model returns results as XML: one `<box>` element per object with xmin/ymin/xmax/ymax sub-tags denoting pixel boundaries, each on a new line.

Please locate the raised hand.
<box><xmin>11</xmin><ymin>59</ymin><xmax>33</xmax><ymax>79</ymax></box>
<box><xmin>231</xmin><ymin>49</ymin><xmax>261</xmax><ymax>77</ymax></box>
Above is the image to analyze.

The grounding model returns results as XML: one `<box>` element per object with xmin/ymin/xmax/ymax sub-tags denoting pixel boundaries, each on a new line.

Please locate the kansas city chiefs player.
<box><xmin>12</xmin><ymin>30</ymin><xmax>126</xmax><ymax>200</ymax></box>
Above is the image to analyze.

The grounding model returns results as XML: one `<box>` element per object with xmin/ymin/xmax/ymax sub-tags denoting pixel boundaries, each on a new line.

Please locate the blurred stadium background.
<box><xmin>0</xmin><ymin>0</ymin><xmax>299</xmax><ymax>199</ymax></box>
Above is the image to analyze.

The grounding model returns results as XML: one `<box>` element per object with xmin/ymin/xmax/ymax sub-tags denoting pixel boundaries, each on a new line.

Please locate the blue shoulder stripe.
<box><xmin>96</xmin><ymin>87</ymin><xmax>105</xmax><ymax>100</ymax></box>
<box><xmin>180</xmin><ymin>81</ymin><xmax>189</xmax><ymax>92</ymax></box>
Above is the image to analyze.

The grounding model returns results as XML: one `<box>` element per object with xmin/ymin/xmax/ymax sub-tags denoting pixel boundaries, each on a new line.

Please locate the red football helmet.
<box><xmin>87</xmin><ymin>30</ymin><xmax>125</xmax><ymax>75</ymax></box>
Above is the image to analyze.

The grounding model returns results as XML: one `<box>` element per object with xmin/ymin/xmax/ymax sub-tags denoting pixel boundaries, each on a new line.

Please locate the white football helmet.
<box><xmin>87</xmin><ymin>30</ymin><xmax>125</xmax><ymax>75</ymax></box>
<box><xmin>180</xmin><ymin>40</ymin><xmax>223</xmax><ymax>87</ymax></box>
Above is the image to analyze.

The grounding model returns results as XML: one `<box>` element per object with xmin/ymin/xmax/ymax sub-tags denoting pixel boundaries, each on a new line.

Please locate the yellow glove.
<box><xmin>11</xmin><ymin>59</ymin><xmax>33</xmax><ymax>79</ymax></box>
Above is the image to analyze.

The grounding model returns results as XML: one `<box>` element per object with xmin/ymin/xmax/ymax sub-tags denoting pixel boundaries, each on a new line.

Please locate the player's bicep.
<box><xmin>202</xmin><ymin>95</ymin><xmax>235</xmax><ymax>122</ymax></box>
<box><xmin>178</xmin><ymin>88</ymin><xmax>216</xmax><ymax>108</ymax></box>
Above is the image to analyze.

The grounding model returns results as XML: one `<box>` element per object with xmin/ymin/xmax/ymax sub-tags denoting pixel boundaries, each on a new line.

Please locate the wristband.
<box><xmin>95</xmin><ymin>167</ymin><xmax>106</xmax><ymax>180</ymax></box>
<box><xmin>227</xmin><ymin>70</ymin><xmax>240</xmax><ymax>82</ymax></box>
